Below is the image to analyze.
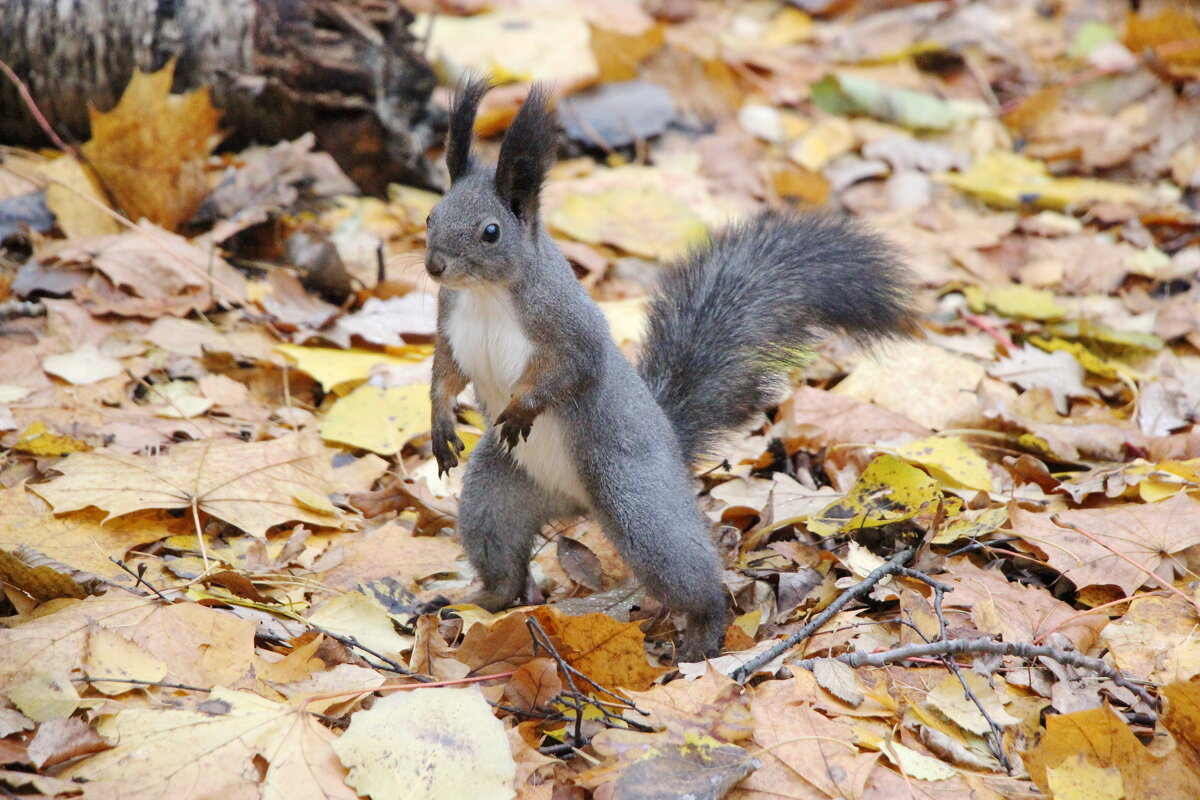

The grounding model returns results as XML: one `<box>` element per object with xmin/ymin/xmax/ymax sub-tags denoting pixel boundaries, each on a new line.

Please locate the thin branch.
<box><xmin>733</xmin><ymin>547</ymin><xmax>918</xmax><ymax>682</ymax></box>
<box><xmin>795</xmin><ymin>638</ymin><xmax>1158</xmax><ymax>710</ymax></box>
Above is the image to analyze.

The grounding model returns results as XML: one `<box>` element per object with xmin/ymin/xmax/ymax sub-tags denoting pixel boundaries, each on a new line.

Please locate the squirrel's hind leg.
<box><xmin>458</xmin><ymin>430</ymin><xmax>573</xmax><ymax>611</ymax></box>
<box><xmin>586</xmin><ymin>473</ymin><xmax>729</xmax><ymax>661</ymax></box>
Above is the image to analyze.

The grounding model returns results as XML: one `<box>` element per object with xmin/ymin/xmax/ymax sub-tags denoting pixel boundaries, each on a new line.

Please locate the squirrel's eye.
<box><xmin>481</xmin><ymin>223</ymin><xmax>500</xmax><ymax>243</ymax></box>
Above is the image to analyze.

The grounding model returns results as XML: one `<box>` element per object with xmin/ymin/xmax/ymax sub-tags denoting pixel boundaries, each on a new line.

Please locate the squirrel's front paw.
<box><xmin>431</xmin><ymin>418</ymin><xmax>465</xmax><ymax>476</ymax></box>
<box><xmin>495</xmin><ymin>401</ymin><xmax>537</xmax><ymax>449</ymax></box>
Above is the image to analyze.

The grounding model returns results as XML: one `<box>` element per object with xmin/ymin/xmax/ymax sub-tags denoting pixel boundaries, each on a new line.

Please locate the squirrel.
<box><xmin>423</xmin><ymin>79</ymin><xmax>917</xmax><ymax>661</ymax></box>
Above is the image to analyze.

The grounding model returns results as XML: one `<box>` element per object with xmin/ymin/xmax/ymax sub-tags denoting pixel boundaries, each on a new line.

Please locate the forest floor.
<box><xmin>2</xmin><ymin>0</ymin><xmax>1200</xmax><ymax>798</ymax></box>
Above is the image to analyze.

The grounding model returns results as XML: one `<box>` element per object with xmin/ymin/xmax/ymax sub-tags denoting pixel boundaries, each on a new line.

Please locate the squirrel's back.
<box><xmin>639</xmin><ymin>210</ymin><xmax>916</xmax><ymax>463</ymax></box>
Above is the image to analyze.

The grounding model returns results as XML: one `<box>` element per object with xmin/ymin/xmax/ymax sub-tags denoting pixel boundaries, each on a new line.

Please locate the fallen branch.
<box><xmin>733</xmin><ymin>547</ymin><xmax>917</xmax><ymax>682</ymax></box>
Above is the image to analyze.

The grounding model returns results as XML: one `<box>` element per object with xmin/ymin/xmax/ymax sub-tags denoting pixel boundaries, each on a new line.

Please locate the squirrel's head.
<box><xmin>425</xmin><ymin>78</ymin><xmax>557</xmax><ymax>289</ymax></box>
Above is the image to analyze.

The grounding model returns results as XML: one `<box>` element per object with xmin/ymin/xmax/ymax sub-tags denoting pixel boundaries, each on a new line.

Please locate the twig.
<box><xmin>900</xmin><ymin>566</ymin><xmax>1011</xmax><ymax>771</ymax></box>
<box><xmin>795</xmin><ymin>638</ymin><xmax>1158</xmax><ymax>710</ymax></box>
<box><xmin>526</xmin><ymin>617</ymin><xmax>654</xmax><ymax>746</ymax></box>
<box><xmin>310</xmin><ymin>626</ymin><xmax>430</xmax><ymax>680</ymax></box>
<box><xmin>74</xmin><ymin>676</ymin><xmax>210</xmax><ymax>692</ymax></box>
<box><xmin>0</xmin><ymin>56</ymin><xmax>72</xmax><ymax>153</ymax></box>
<box><xmin>108</xmin><ymin>557</ymin><xmax>169</xmax><ymax>602</ymax></box>
<box><xmin>733</xmin><ymin>547</ymin><xmax>918</xmax><ymax>682</ymax></box>
<box><xmin>960</xmin><ymin>311</ymin><xmax>1016</xmax><ymax>354</ymax></box>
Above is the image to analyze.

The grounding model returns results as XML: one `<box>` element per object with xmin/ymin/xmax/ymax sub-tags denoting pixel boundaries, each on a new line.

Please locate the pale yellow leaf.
<box><xmin>333</xmin><ymin>687</ymin><xmax>516</xmax><ymax>800</ymax></box>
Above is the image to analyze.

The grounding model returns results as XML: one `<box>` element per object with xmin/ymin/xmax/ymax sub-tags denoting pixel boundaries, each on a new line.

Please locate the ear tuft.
<box><xmin>495</xmin><ymin>83</ymin><xmax>558</xmax><ymax>221</ymax></box>
<box><xmin>446</xmin><ymin>76</ymin><xmax>491</xmax><ymax>183</ymax></box>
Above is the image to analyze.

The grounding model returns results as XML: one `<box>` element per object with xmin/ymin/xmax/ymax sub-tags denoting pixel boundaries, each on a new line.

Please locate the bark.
<box><xmin>0</xmin><ymin>0</ymin><xmax>441</xmax><ymax>194</ymax></box>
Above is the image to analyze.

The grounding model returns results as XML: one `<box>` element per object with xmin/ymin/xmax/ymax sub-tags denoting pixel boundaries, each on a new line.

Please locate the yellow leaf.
<box><xmin>807</xmin><ymin>454</ymin><xmax>941</xmax><ymax>537</ymax></box>
<box><xmin>8</xmin><ymin>672</ymin><xmax>80</xmax><ymax>722</ymax></box>
<box><xmin>13</xmin><ymin>421</ymin><xmax>92</xmax><ymax>456</ymax></box>
<box><xmin>81</xmin><ymin>59</ymin><xmax>223</xmax><ymax>231</ymax></box>
<box><xmin>933</xmin><ymin>506</ymin><xmax>1008</xmax><ymax>545</ymax></box>
<box><xmin>788</xmin><ymin>117</ymin><xmax>855</xmax><ymax>172</ymax></box>
<box><xmin>31</xmin><ymin>434</ymin><xmax>346</xmax><ymax>538</ymax></box>
<box><xmin>1029</xmin><ymin>336</ymin><xmax>1136</xmax><ymax>381</ymax></box>
<box><xmin>275</xmin><ymin>344</ymin><xmax>432</xmax><ymax>394</ymax></box>
<box><xmin>938</xmin><ymin>150</ymin><xmax>1174</xmax><ymax>211</ymax></box>
<box><xmin>292</xmin><ymin>487</ymin><xmax>338</xmax><ymax>515</ymax></box>
<box><xmin>62</xmin><ymin>687</ymin><xmax>353</xmax><ymax>800</ymax></box>
<box><xmin>320</xmin><ymin>383</ymin><xmax>432</xmax><ymax>455</ymax></box>
<box><xmin>333</xmin><ymin>687</ymin><xmax>515</xmax><ymax>800</ymax></box>
<box><xmin>307</xmin><ymin>592</ymin><xmax>411</xmax><ymax>668</ymax></box>
<box><xmin>1046</xmin><ymin>752</ymin><xmax>1124</xmax><ymax>800</ymax></box>
<box><xmin>763</xmin><ymin>7</ymin><xmax>814</xmax><ymax>46</ymax></box>
<box><xmin>550</xmin><ymin>185</ymin><xmax>709</xmax><ymax>260</ymax></box>
<box><xmin>896</xmin><ymin>436</ymin><xmax>994</xmax><ymax>492</ymax></box>
<box><xmin>0</xmin><ymin>485</ymin><xmax>187</xmax><ymax>581</ymax></box>
<box><xmin>38</xmin><ymin>154</ymin><xmax>123</xmax><ymax>237</ymax></box>
<box><xmin>84</xmin><ymin>627</ymin><xmax>169</xmax><ymax>696</ymax></box>
<box><xmin>963</xmin><ymin>284</ymin><xmax>1066</xmax><ymax>321</ymax></box>
<box><xmin>417</xmin><ymin>11</ymin><xmax>599</xmax><ymax>88</ymax></box>
<box><xmin>531</xmin><ymin>606</ymin><xmax>668</xmax><ymax>690</ymax></box>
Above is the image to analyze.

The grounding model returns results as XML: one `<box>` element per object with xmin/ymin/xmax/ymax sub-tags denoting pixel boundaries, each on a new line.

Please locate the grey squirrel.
<box><xmin>424</xmin><ymin>79</ymin><xmax>916</xmax><ymax>661</ymax></box>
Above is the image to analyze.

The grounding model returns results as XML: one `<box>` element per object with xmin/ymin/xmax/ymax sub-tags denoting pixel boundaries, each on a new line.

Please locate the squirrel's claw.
<box><xmin>432</xmin><ymin>420</ymin><xmax>464</xmax><ymax>476</ymax></box>
<box><xmin>496</xmin><ymin>405</ymin><xmax>535</xmax><ymax>450</ymax></box>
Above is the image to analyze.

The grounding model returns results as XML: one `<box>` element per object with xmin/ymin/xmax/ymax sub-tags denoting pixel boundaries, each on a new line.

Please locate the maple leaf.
<box><xmin>987</xmin><ymin>344</ymin><xmax>1095</xmax><ymax>413</ymax></box>
<box><xmin>0</xmin><ymin>594</ymin><xmax>253</xmax><ymax>692</ymax></box>
<box><xmin>1010</xmin><ymin>493</ymin><xmax>1200</xmax><ymax>595</ymax></box>
<box><xmin>0</xmin><ymin>484</ymin><xmax>186</xmax><ymax>581</ymax></box>
<box><xmin>31</xmin><ymin>434</ymin><xmax>347</xmax><ymax>538</ymax></box>
<box><xmin>61</xmin><ymin>688</ymin><xmax>356</xmax><ymax>800</ymax></box>
<box><xmin>80</xmin><ymin>59</ymin><xmax>223</xmax><ymax>231</ymax></box>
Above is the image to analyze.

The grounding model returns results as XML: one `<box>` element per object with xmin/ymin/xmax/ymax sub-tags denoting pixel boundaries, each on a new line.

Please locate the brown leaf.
<box><xmin>26</xmin><ymin>717</ymin><xmax>109</xmax><ymax>769</ymax></box>
<box><xmin>0</xmin><ymin>484</ymin><xmax>187</xmax><ymax>581</ymax></box>
<box><xmin>531</xmin><ymin>606</ymin><xmax>667</xmax><ymax>692</ymax></box>
<box><xmin>80</xmin><ymin>59</ymin><xmax>223</xmax><ymax>231</ymax></box>
<box><xmin>1011</xmin><ymin>493</ymin><xmax>1200</xmax><ymax>596</ymax></box>
<box><xmin>35</xmin><ymin>223</ymin><xmax>247</xmax><ymax>316</ymax></box>
<box><xmin>319</xmin><ymin>521</ymin><xmax>461</xmax><ymax>592</ymax></box>
<box><xmin>32</xmin><ymin>434</ymin><xmax>346</xmax><ymax>538</ymax></box>
<box><xmin>503</xmin><ymin>657</ymin><xmax>563</xmax><ymax>712</ymax></box>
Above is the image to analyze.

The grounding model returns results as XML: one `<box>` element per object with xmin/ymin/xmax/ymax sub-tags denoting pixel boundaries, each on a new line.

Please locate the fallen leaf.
<box><xmin>812</xmin><ymin>72</ymin><xmax>988</xmax><ymax>130</ymax></box>
<box><xmin>417</xmin><ymin>10</ymin><xmax>599</xmax><ymax>88</ymax></box>
<box><xmin>807</xmin><ymin>453</ymin><xmax>940</xmax><ymax>536</ymax></box>
<box><xmin>41</xmin><ymin>344</ymin><xmax>123</xmax><ymax>385</ymax></box>
<box><xmin>333</xmin><ymin>687</ymin><xmax>516</xmax><ymax>800</ymax></box>
<box><xmin>319</xmin><ymin>383</ymin><xmax>432</xmax><ymax>455</ymax></box>
<box><xmin>80</xmin><ymin>60</ymin><xmax>222</xmax><ymax>231</ymax></box>
<box><xmin>63</xmin><ymin>688</ymin><xmax>355</xmax><ymax>800</ymax></box>
<box><xmin>32</xmin><ymin>434</ymin><xmax>347</xmax><ymax>537</ymax></box>
<box><xmin>1010</xmin><ymin>493</ymin><xmax>1200</xmax><ymax>596</ymax></box>
<box><xmin>987</xmin><ymin>344</ymin><xmax>1095</xmax><ymax>414</ymax></box>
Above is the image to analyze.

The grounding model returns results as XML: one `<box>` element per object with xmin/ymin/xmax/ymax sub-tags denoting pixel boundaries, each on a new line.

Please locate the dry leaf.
<box><xmin>32</xmin><ymin>434</ymin><xmax>346</xmax><ymax>537</ymax></box>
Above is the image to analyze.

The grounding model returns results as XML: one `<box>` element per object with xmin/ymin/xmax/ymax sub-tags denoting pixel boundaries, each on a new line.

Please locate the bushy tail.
<box><xmin>638</xmin><ymin>210</ymin><xmax>916</xmax><ymax>464</ymax></box>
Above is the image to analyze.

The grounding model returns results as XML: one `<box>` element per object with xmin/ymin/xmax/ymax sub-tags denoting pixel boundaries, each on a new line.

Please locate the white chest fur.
<box><xmin>446</xmin><ymin>288</ymin><xmax>588</xmax><ymax>506</ymax></box>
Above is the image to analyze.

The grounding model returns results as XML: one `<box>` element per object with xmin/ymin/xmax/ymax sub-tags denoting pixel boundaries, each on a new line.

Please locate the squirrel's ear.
<box><xmin>446</xmin><ymin>76</ymin><xmax>490</xmax><ymax>183</ymax></box>
<box><xmin>495</xmin><ymin>84</ymin><xmax>557</xmax><ymax>222</ymax></box>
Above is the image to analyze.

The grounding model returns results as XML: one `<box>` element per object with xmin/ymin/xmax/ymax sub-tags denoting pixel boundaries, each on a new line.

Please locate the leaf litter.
<box><xmin>3</xmin><ymin>0</ymin><xmax>1200</xmax><ymax>798</ymax></box>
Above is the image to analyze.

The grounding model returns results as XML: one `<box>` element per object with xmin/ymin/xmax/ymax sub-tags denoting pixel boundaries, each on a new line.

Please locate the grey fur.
<box><xmin>425</xmin><ymin>83</ymin><xmax>915</xmax><ymax>661</ymax></box>
<box><xmin>641</xmin><ymin>211</ymin><xmax>916</xmax><ymax>463</ymax></box>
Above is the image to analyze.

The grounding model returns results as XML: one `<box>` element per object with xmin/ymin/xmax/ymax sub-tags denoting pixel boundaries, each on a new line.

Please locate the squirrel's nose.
<box><xmin>426</xmin><ymin>249</ymin><xmax>447</xmax><ymax>277</ymax></box>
